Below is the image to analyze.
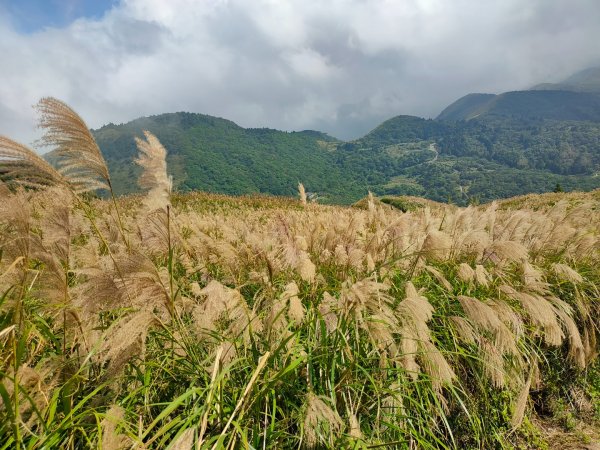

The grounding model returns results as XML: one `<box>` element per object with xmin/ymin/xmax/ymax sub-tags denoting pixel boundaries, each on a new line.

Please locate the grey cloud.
<box><xmin>106</xmin><ymin>17</ymin><xmax>167</xmax><ymax>55</ymax></box>
<box><xmin>317</xmin><ymin>100</ymin><xmax>392</xmax><ymax>140</ymax></box>
<box><xmin>0</xmin><ymin>101</ymin><xmax>42</xmax><ymax>147</ymax></box>
<box><xmin>1</xmin><ymin>0</ymin><xmax>600</xmax><ymax>145</ymax></box>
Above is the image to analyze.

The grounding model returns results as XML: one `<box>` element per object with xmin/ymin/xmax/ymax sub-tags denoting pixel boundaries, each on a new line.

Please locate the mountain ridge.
<box><xmin>530</xmin><ymin>66</ymin><xmax>600</xmax><ymax>93</ymax></box>
<box><xmin>62</xmin><ymin>66</ymin><xmax>600</xmax><ymax>205</ymax></box>
<box><xmin>436</xmin><ymin>89</ymin><xmax>600</xmax><ymax>122</ymax></box>
<box><xmin>92</xmin><ymin>111</ymin><xmax>362</xmax><ymax>203</ymax></box>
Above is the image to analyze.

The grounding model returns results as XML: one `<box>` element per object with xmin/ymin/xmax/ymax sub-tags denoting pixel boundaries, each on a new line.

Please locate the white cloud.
<box><xmin>1</xmin><ymin>0</ymin><xmax>599</xmax><ymax>146</ymax></box>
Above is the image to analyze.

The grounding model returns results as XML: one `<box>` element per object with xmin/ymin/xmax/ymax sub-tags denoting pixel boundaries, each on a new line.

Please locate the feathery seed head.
<box><xmin>551</xmin><ymin>263</ymin><xmax>584</xmax><ymax>284</ymax></box>
<box><xmin>474</xmin><ymin>264</ymin><xmax>492</xmax><ymax>287</ymax></box>
<box><xmin>424</xmin><ymin>265</ymin><xmax>453</xmax><ymax>291</ymax></box>
<box><xmin>457</xmin><ymin>295</ymin><xmax>517</xmax><ymax>354</ymax></box>
<box><xmin>298</xmin><ymin>182</ymin><xmax>307</xmax><ymax>206</ymax></box>
<box><xmin>0</xmin><ymin>135</ymin><xmax>67</xmax><ymax>190</ymax></box>
<box><xmin>502</xmin><ymin>290</ymin><xmax>564</xmax><ymax>346</ymax></box>
<box><xmin>449</xmin><ymin>315</ymin><xmax>478</xmax><ymax>344</ymax></box>
<box><xmin>457</xmin><ymin>263</ymin><xmax>475</xmax><ymax>283</ymax></box>
<box><xmin>283</xmin><ymin>281</ymin><xmax>305</xmax><ymax>323</ymax></box>
<box><xmin>36</xmin><ymin>97</ymin><xmax>111</xmax><ymax>193</ymax></box>
<box><xmin>101</xmin><ymin>405</ymin><xmax>130</xmax><ymax>450</ymax></box>
<box><xmin>484</xmin><ymin>240</ymin><xmax>529</xmax><ymax>263</ymax></box>
<box><xmin>421</xmin><ymin>230</ymin><xmax>452</xmax><ymax>261</ymax></box>
<box><xmin>303</xmin><ymin>393</ymin><xmax>343</xmax><ymax>448</ymax></box>
<box><xmin>135</xmin><ymin>130</ymin><xmax>172</xmax><ymax>212</ymax></box>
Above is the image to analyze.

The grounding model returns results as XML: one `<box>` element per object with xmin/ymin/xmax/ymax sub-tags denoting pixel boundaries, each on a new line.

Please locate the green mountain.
<box><xmin>440</xmin><ymin>66</ymin><xmax>600</xmax><ymax>122</ymax></box>
<box><xmin>93</xmin><ymin>112</ymin><xmax>363</xmax><ymax>204</ymax></box>
<box><xmin>82</xmin><ymin>67</ymin><xmax>600</xmax><ymax>206</ymax></box>
<box><xmin>436</xmin><ymin>93</ymin><xmax>497</xmax><ymax>121</ymax></box>
<box><xmin>437</xmin><ymin>90</ymin><xmax>600</xmax><ymax>122</ymax></box>
<box><xmin>531</xmin><ymin>66</ymin><xmax>600</xmax><ymax>93</ymax></box>
<box><xmin>334</xmin><ymin>114</ymin><xmax>600</xmax><ymax>203</ymax></box>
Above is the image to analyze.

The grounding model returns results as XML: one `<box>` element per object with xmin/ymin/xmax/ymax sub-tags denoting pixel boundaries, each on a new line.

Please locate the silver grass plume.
<box><xmin>481</xmin><ymin>338</ymin><xmax>506</xmax><ymax>387</ymax></box>
<box><xmin>3</xmin><ymin>364</ymin><xmax>57</xmax><ymax>427</ymax></box>
<box><xmin>169</xmin><ymin>428</ymin><xmax>195</xmax><ymax>450</ymax></box>
<box><xmin>135</xmin><ymin>130</ymin><xmax>172</xmax><ymax>212</ymax></box>
<box><xmin>424</xmin><ymin>265</ymin><xmax>453</xmax><ymax>291</ymax></box>
<box><xmin>499</xmin><ymin>286</ymin><xmax>564</xmax><ymax>347</ymax></box>
<box><xmin>281</xmin><ymin>235</ymin><xmax>316</xmax><ymax>283</ymax></box>
<box><xmin>421</xmin><ymin>230</ymin><xmax>452</xmax><ymax>261</ymax></box>
<box><xmin>348</xmin><ymin>413</ymin><xmax>362</xmax><ymax>439</ymax></box>
<box><xmin>284</xmin><ymin>281</ymin><xmax>305</xmax><ymax>324</ymax></box>
<box><xmin>303</xmin><ymin>393</ymin><xmax>343</xmax><ymax>448</ymax></box>
<box><xmin>551</xmin><ymin>263</ymin><xmax>584</xmax><ymax>284</ymax></box>
<box><xmin>457</xmin><ymin>263</ymin><xmax>475</xmax><ymax>283</ymax></box>
<box><xmin>474</xmin><ymin>264</ymin><xmax>491</xmax><ymax>287</ymax></box>
<box><xmin>511</xmin><ymin>366</ymin><xmax>534</xmax><ymax>430</ymax></box>
<box><xmin>194</xmin><ymin>280</ymin><xmax>261</xmax><ymax>342</ymax></box>
<box><xmin>522</xmin><ymin>261</ymin><xmax>547</xmax><ymax>293</ymax></box>
<box><xmin>457</xmin><ymin>295</ymin><xmax>517</xmax><ymax>355</ymax></box>
<box><xmin>490</xmin><ymin>299</ymin><xmax>525</xmax><ymax>339</ymax></box>
<box><xmin>484</xmin><ymin>240</ymin><xmax>529</xmax><ymax>264</ymax></box>
<box><xmin>0</xmin><ymin>135</ymin><xmax>66</xmax><ymax>189</ymax></box>
<box><xmin>318</xmin><ymin>292</ymin><xmax>339</xmax><ymax>333</ymax></box>
<box><xmin>398</xmin><ymin>283</ymin><xmax>455</xmax><ymax>387</ymax></box>
<box><xmin>397</xmin><ymin>282</ymin><xmax>434</xmax><ymax>337</ymax></box>
<box><xmin>298</xmin><ymin>182</ymin><xmax>307</xmax><ymax>206</ymax></box>
<box><xmin>367</xmin><ymin>191</ymin><xmax>375</xmax><ymax>216</ymax></box>
<box><xmin>36</xmin><ymin>97</ymin><xmax>111</xmax><ymax>193</ymax></box>
<box><xmin>101</xmin><ymin>405</ymin><xmax>131</xmax><ymax>450</ymax></box>
<box><xmin>0</xmin><ymin>179</ymin><xmax>9</xmax><ymax>197</ymax></box>
<box><xmin>100</xmin><ymin>310</ymin><xmax>157</xmax><ymax>376</ymax></box>
<box><xmin>550</xmin><ymin>297</ymin><xmax>586</xmax><ymax>367</ymax></box>
<box><xmin>340</xmin><ymin>278</ymin><xmax>398</xmax><ymax>352</ymax></box>
<box><xmin>449</xmin><ymin>316</ymin><xmax>478</xmax><ymax>344</ymax></box>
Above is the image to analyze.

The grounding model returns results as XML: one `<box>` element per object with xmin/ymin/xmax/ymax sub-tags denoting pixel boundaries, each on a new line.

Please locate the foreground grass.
<box><xmin>0</xmin><ymin>186</ymin><xmax>598</xmax><ymax>449</ymax></box>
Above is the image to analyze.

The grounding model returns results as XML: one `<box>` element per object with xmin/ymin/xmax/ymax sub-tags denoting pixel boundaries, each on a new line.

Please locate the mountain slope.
<box><xmin>343</xmin><ymin>114</ymin><xmax>600</xmax><ymax>202</ymax></box>
<box><xmin>89</xmin><ymin>110</ymin><xmax>600</xmax><ymax>206</ymax></box>
<box><xmin>93</xmin><ymin>112</ymin><xmax>363</xmax><ymax>203</ymax></box>
<box><xmin>437</xmin><ymin>90</ymin><xmax>600</xmax><ymax>122</ymax></box>
<box><xmin>437</xmin><ymin>93</ymin><xmax>497</xmax><ymax>120</ymax></box>
<box><xmin>531</xmin><ymin>66</ymin><xmax>600</xmax><ymax>93</ymax></box>
<box><xmin>441</xmin><ymin>66</ymin><xmax>600</xmax><ymax>122</ymax></box>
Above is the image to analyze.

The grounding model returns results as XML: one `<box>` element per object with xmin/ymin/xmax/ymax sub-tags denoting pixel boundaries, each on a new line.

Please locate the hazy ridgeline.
<box><xmin>0</xmin><ymin>99</ymin><xmax>599</xmax><ymax>449</ymax></box>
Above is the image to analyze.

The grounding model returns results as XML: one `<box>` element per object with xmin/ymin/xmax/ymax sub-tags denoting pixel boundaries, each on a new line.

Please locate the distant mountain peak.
<box><xmin>438</xmin><ymin>66</ymin><xmax>600</xmax><ymax>121</ymax></box>
<box><xmin>437</xmin><ymin>93</ymin><xmax>497</xmax><ymax>120</ymax></box>
<box><xmin>530</xmin><ymin>66</ymin><xmax>600</xmax><ymax>93</ymax></box>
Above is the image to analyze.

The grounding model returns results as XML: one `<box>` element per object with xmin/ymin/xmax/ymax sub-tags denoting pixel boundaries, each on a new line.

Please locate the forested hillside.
<box><xmin>437</xmin><ymin>90</ymin><xmax>600</xmax><ymax>122</ymax></box>
<box><xmin>93</xmin><ymin>112</ymin><xmax>363</xmax><ymax>204</ymax></box>
<box><xmin>331</xmin><ymin>114</ymin><xmax>600</xmax><ymax>203</ymax></box>
<box><xmin>83</xmin><ymin>68</ymin><xmax>600</xmax><ymax>205</ymax></box>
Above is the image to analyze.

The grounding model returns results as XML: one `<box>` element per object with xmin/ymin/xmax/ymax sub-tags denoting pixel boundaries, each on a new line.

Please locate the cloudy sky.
<box><xmin>1</xmin><ymin>0</ymin><xmax>599</xmax><ymax>145</ymax></box>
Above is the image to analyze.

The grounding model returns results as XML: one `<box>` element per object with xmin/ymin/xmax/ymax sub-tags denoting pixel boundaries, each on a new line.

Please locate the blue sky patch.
<box><xmin>1</xmin><ymin>0</ymin><xmax>118</xmax><ymax>32</ymax></box>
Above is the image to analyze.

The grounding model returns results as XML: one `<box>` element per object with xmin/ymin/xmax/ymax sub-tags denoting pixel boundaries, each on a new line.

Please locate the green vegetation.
<box><xmin>436</xmin><ymin>93</ymin><xmax>497</xmax><ymax>121</ymax></box>
<box><xmin>87</xmin><ymin>102</ymin><xmax>600</xmax><ymax>206</ymax></box>
<box><xmin>379</xmin><ymin>196</ymin><xmax>425</xmax><ymax>212</ymax></box>
<box><xmin>438</xmin><ymin>90</ymin><xmax>600</xmax><ymax>122</ymax></box>
<box><xmin>531</xmin><ymin>66</ymin><xmax>600</xmax><ymax>93</ymax></box>
<box><xmin>94</xmin><ymin>113</ymin><xmax>364</xmax><ymax>204</ymax></box>
<box><xmin>336</xmin><ymin>114</ymin><xmax>600</xmax><ymax>204</ymax></box>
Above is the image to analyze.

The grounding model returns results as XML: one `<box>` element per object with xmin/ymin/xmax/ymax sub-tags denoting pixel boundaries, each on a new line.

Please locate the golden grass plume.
<box><xmin>36</xmin><ymin>97</ymin><xmax>111</xmax><ymax>193</ymax></box>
